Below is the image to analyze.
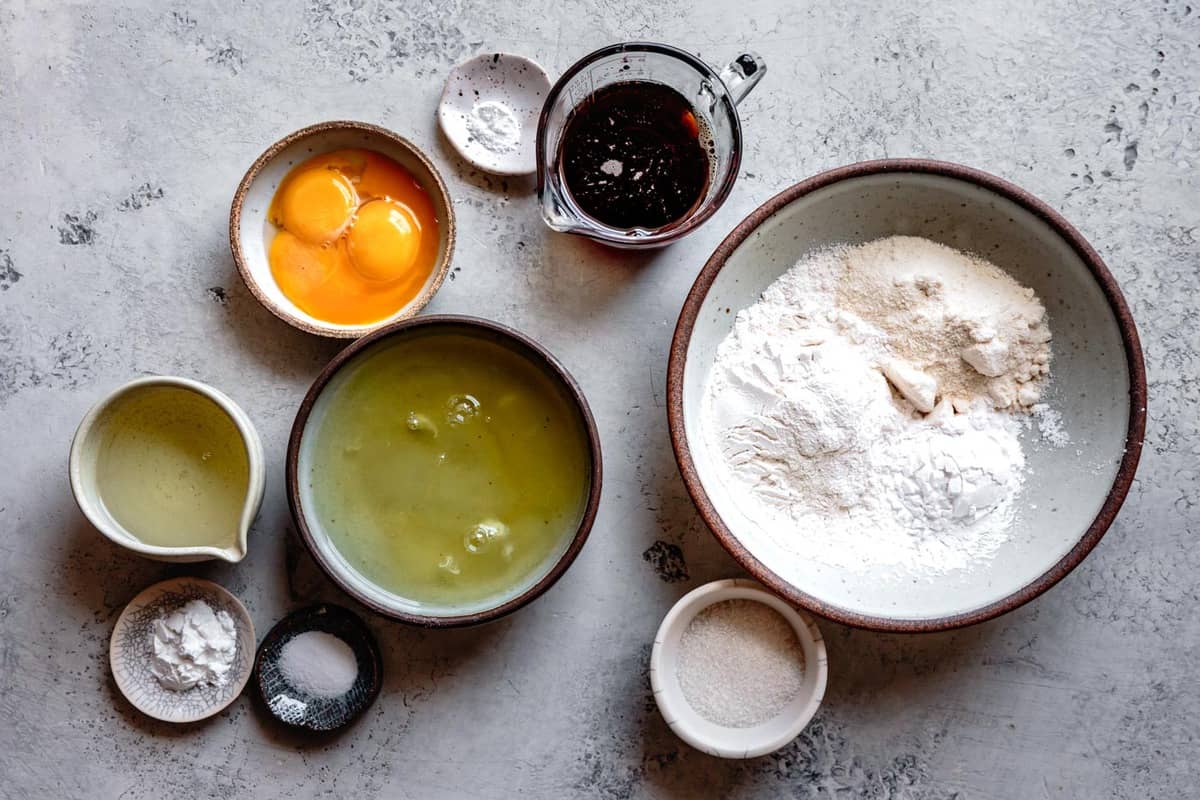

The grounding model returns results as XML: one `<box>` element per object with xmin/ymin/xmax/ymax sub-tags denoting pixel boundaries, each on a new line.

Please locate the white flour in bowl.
<box><xmin>702</xmin><ymin>236</ymin><xmax>1057</xmax><ymax>573</ymax></box>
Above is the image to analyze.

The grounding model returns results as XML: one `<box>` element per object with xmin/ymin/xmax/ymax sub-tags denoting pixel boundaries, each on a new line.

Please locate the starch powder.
<box><xmin>149</xmin><ymin>599</ymin><xmax>238</xmax><ymax>691</ymax></box>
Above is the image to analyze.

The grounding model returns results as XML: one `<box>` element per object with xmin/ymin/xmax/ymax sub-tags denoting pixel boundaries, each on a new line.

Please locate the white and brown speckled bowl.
<box><xmin>669</xmin><ymin>160</ymin><xmax>1147</xmax><ymax>632</ymax></box>
<box><xmin>229</xmin><ymin>121</ymin><xmax>456</xmax><ymax>339</ymax></box>
<box><xmin>438</xmin><ymin>52</ymin><xmax>552</xmax><ymax>176</ymax></box>
<box><xmin>110</xmin><ymin>578</ymin><xmax>255</xmax><ymax>723</ymax></box>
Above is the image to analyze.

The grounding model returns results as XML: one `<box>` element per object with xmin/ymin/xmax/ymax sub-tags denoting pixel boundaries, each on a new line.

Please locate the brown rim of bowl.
<box><xmin>228</xmin><ymin>120</ymin><xmax>457</xmax><ymax>339</ymax></box>
<box><xmin>286</xmin><ymin>314</ymin><xmax>604</xmax><ymax>627</ymax></box>
<box><xmin>667</xmin><ymin>158</ymin><xmax>1148</xmax><ymax>633</ymax></box>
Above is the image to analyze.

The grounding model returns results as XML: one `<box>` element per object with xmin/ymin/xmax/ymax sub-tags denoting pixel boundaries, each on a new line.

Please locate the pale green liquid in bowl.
<box><xmin>94</xmin><ymin>386</ymin><xmax>249</xmax><ymax>548</ymax></box>
<box><xmin>307</xmin><ymin>330</ymin><xmax>592</xmax><ymax>608</ymax></box>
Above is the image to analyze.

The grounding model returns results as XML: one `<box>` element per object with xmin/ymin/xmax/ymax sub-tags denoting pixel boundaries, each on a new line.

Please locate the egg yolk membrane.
<box><xmin>275</xmin><ymin>168</ymin><xmax>358</xmax><ymax>244</ymax></box>
<box><xmin>267</xmin><ymin>149</ymin><xmax>439</xmax><ymax>325</ymax></box>
<box><xmin>348</xmin><ymin>199</ymin><xmax>422</xmax><ymax>282</ymax></box>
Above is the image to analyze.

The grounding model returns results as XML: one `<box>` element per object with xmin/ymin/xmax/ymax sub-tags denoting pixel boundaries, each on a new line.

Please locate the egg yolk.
<box><xmin>269</xmin><ymin>231</ymin><xmax>339</xmax><ymax>297</ymax></box>
<box><xmin>347</xmin><ymin>200</ymin><xmax>422</xmax><ymax>281</ymax></box>
<box><xmin>266</xmin><ymin>149</ymin><xmax>440</xmax><ymax>326</ymax></box>
<box><xmin>272</xmin><ymin>168</ymin><xmax>358</xmax><ymax>244</ymax></box>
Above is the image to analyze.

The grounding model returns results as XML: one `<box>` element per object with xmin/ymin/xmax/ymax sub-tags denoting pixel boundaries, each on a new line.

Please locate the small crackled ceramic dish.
<box><xmin>110</xmin><ymin>578</ymin><xmax>255</xmax><ymax>723</ymax></box>
<box><xmin>254</xmin><ymin>604</ymin><xmax>382</xmax><ymax>732</ymax></box>
<box><xmin>669</xmin><ymin>159</ymin><xmax>1147</xmax><ymax>632</ymax></box>
<box><xmin>69</xmin><ymin>375</ymin><xmax>265</xmax><ymax>563</ymax></box>
<box><xmin>229</xmin><ymin>120</ymin><xmax>456</xmax><ymax>338</ymax></box>
<box><xmin>438</xmin><ymin>53</ymin><xmax>552</xmax><ymax>176</ymax></box>
<box><xmin>651</xmin><ymin>578</ymin><xmax>827</xmax><ymax>759</ymax></box>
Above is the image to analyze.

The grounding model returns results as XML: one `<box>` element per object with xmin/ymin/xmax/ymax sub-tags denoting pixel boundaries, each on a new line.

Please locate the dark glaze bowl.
<box><xmin>668</xmin><ymin>159</ymin><xmax>1146</xmax><ymax>632</ymax></box>
<box><xmin>254</xmin><ymin>604</ymin><xmax>382</xmax><ymax>732</ymax></box>
<box><xmin>287</xmin><ymin>315</ymin><xmax>603</xmax><ymax>627</ymax></box>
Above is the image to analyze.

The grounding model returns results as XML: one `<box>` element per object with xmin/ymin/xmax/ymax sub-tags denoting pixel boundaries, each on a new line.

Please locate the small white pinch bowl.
<box><xmin>69</xmin><ymin>375</ymin><xmax>265</xmax><ymax>563</ymax></box>
<box><xmin>438</xmin><ymin>53</ymin><xmax>552</xmax><ymax>176</ymax></box>
<box><xmin>230</xmin><ymin>121</ymin><xmax>456</xmax><ymax>338</ymax></box>
<box><xmin>110</xmin><ymin>577</ymin><xmax>256</xmax><ymax>723</ymax></box>
<box><xmin>650</xmin><ymin>578</ymin><xmax>828</xmax><ymax>759</ymax></box>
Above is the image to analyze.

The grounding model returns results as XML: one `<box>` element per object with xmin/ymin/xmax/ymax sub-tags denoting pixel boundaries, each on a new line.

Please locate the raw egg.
<box><xmin>267</xmin><ymin>149</ymin><xmax>439</xmax><ymax>326</ymax></box>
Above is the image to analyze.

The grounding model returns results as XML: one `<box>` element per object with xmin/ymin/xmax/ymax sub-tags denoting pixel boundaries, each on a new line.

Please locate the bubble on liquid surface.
<box><xmin>464</xmin><ymin>519</ymin><xmax>509</xmax><ymax>554</ymax></box>
<box><xmin>437</xmin><ymin>553</ymin><xmax>461</xmax><ymax>576</ymax></box>
<box><xmin>406</xmin><ymin>411</ymin><xmax>439</xmax><ymax>436</ymax></box>
<box><xmin>446</xmin><ymin>394</ymin><xmax>481</xmax><ymax>426</ymax></box>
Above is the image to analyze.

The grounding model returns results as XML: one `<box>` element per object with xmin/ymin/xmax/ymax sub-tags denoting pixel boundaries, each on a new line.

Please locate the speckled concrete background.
<box><xmin>1</xmin><ymin>1</ymin><xmax>1196</xmax><ymax>797</ymax></box>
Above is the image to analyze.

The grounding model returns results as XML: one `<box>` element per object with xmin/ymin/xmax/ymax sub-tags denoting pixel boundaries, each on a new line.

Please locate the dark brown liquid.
<box><xmin>559</xmin><ymin>81</ymin><xmax>711</xmax><ymax>230</ymax></box>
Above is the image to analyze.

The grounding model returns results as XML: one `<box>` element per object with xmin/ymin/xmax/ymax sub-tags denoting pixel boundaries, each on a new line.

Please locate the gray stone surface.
<box><xmin>0</xmin><ymin>1</ymin><xmax>1196</xmax><ymax>797</ymax></box>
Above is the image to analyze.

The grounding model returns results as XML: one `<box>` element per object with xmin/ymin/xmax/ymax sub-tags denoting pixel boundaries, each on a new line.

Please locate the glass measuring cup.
<box><xmin>536</xmin><ymin>42</ymin><xmax>765</xmax><ymax>249</ymax></box>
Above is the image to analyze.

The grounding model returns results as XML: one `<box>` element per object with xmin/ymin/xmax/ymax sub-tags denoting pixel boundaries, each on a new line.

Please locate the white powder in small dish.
<box><xmin>279</xmin><ymin>631</ymin><xmax>358</xmax><ymax>699</ymax></box>
<box><xmin>464</xmin><ymin>100</ymin><xmax>521</xmax><ymax>154</ymax></box>
<box><xmin>676</xmin><ymin>599</ymin><xmax>806</xmax><ymax>728</ymax></box>
<box><xmin>149</xmin><ymin>599</ymin><xmax>238</xmax><ymax>691</ymax></box>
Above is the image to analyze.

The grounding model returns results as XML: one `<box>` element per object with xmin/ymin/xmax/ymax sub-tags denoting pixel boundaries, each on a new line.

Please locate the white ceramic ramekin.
<box><xmin>650</xmin><ymin>578</ymin><xmax>828</xmax><ymax>759</ymax></box>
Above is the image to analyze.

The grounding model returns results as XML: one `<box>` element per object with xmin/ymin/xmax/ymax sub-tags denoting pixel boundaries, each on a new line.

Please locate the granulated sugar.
<box><xmin>676</xmin><ymin>600</ymin><xmax>805</xmax><ymax>728</ymax></box>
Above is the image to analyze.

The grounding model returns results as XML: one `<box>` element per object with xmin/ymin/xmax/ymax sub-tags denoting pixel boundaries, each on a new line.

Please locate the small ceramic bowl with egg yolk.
<box><xmin>230</xmin><ymin>121</ymin><xmax>456</xmax><ymax>338</ymax></box>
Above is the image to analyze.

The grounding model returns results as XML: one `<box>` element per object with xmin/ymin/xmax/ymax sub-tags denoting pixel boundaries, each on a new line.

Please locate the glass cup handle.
<box><xmin>718</xmin><ymin>52</ymin><xmax>767</xmax><ymax>106</ymax></box>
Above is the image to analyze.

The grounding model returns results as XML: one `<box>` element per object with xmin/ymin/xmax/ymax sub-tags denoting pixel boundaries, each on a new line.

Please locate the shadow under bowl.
<box><xmin>229</xmin><ymin>120</ymin><xmax>456</xmax><ymax>339</ymax></box>
<box><xmin>668</xmin><ymin>159</ymin><xmax>1146</xmax><ymax>632</ymax></box>
<box><xmin>286</xmin><ymin>315</ymin><xmax>603</xmax><ymax>627</ymax></box>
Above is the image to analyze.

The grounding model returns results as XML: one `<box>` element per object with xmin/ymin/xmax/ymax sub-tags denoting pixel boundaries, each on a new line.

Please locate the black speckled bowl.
<box><xmin>254</xmin><ymin>604</ymin><xmax>382</xmax><ymax>732</ymax></box>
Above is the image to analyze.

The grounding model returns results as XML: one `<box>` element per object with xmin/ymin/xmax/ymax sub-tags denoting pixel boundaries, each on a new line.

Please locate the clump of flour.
<box><xmin>702</xmin><ymin>236</ymin><xmax>1057</xmax><ymax>573</ymax></box>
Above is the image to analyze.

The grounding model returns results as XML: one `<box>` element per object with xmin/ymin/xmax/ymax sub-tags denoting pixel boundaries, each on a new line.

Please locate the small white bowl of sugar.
<box><xmin>650</xmin><ymin>578</ymin><xmax>828</xmax><ymax>758</ymax></box>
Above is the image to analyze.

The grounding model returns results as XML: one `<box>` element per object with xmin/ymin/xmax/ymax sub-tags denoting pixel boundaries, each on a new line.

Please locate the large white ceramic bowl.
<box><xmin>668</xmin><ymin>160</ymin><xmax>1147</xmax><ymax>631</ymax></box>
